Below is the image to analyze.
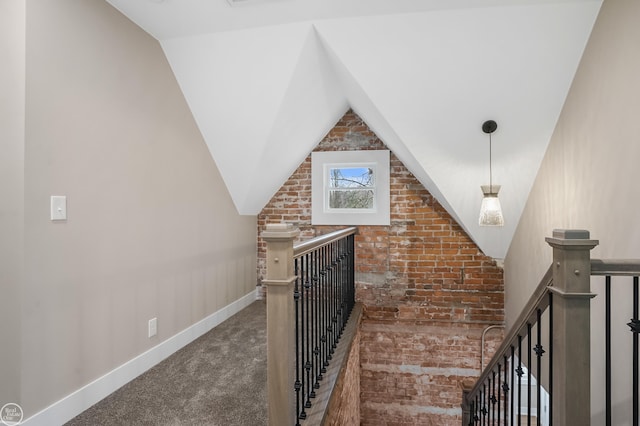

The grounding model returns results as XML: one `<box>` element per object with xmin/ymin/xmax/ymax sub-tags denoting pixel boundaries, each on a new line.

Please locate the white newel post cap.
<box><xmin>262</xmin><ymin>223</ymin><xmax>300</xmax><ymax>240</ymax></box>
<box><xmin>545</xmin><ymin>229</ymin><xmax>599</xmax><ymax>248</ymax></box>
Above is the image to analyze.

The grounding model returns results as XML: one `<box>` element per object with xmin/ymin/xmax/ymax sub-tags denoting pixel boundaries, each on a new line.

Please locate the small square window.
<box><xmin>328</xmin><ymin>166</ymin><xmax>375</xmax><ymax>210</ymax></box>
<box><xmin>312</xmin><ymin>150</ymin><xmax>390</xmax><ymax>225</ymax></box>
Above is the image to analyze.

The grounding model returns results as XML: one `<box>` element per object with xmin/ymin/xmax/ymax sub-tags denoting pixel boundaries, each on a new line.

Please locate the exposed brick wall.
<box><xmin>257</xmin><ymin>110</ymin><xmax>504</xmax><ymax>424</ymax></box>
<box><xmin>360</xmin><ymin>321</ymin><xmax>502</xmax><ymax>425</ymax></box>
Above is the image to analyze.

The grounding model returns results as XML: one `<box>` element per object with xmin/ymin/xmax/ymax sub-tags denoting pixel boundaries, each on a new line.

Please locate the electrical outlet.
<box><xmin>148</xmin><ymin>318</ymin><xmax>157</xmax><ymax>338</ymax></box>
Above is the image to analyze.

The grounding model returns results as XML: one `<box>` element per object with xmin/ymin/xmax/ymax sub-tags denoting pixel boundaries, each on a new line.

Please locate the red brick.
<box><xmin>257</xmin><ymin>110</ymin><xmax>504</xmax><ymax>424</ymax></box>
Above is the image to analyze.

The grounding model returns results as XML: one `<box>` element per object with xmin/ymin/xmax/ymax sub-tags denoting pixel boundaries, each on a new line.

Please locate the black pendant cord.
<box><xmin>482</xmin><ymin>119</ymin><xmax>497</xmax><ymax>194</ymax></box>
<box><xmin>489</xmin><ymin>132</ymin><xmax>493</xmax><ymax>193</ymax></box>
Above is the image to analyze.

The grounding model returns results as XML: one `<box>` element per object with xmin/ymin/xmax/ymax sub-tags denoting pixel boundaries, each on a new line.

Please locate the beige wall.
<box><xmin>9</xmin><ymin>0</ymin><xmax>257</xmax><ymax>417</ymax></box>
<box><xmin>504</xmin><ymin>0</ymin><xmax>640</xmax><ymax>421</ymax></box>
<box><xmin>0</xmin><ymin>0</ymin><xmax>25</xmax><ymax>408</ymax></box>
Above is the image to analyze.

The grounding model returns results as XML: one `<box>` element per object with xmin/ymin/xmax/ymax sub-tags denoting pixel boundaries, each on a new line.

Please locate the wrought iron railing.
<box><xmin>464</xmin><ymin>265</ymin><xmax>553</xmax><ymax>425</ymax></box>
<box><xmin>463</xmin><ymin>230</ymin><xmax>640</xmax><ymax>425</ymax></box>
<box><xmin>262</xmin><ymin>224</ymin><xmax>356</xmax><ymax>426</ymax></box>
<box><xmin>292</xmin><ymin>227</ymin><xmax>356</xmax><ymax>424</ymax></box>
<box><xmin>591</xmin><ymin>259</ymin><xmax>640</xmax><ymax>426</ymax></box>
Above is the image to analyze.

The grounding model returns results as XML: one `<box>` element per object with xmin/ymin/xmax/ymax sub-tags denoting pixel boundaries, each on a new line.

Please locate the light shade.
<box><xmin>479</xmin><ymin>185</ymin><xmax>504</xmax><ymax>226</ymax></box>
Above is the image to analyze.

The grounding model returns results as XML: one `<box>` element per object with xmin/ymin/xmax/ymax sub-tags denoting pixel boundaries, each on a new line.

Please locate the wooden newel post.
<box><xmin>545</xmin><ymin>229</ymin><xmax>599</xmax><ymax>426</ymax></box>
<box><xmin>262</xmin><ymin>223</ymin><xmax>300</xmax><ymax>426</ymax></box>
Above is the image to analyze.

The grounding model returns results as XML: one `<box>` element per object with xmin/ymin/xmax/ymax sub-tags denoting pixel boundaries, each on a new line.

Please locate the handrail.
<box><xmin>263</xmin><ymin>224</ymin><xmax>358</xmax><ymax>426</ymax></box>
<box><xmin>293</xmin><ymin>227</ymin><xmax>358</xmax><ymax>258</ymax></box>
<box><xmin>465</xmin><ymin>256</ymin><xmax>640</xmax><ymax>424</ymax></box>
<box><xmin>291</xmin><ymin>226</ymin><xmax>356</xmax><ymax>424</ymax></box>
<box><xmin>591</xmin><ymin>259</ymin><xmax>640</xmax><ymax>276</ymax></box>
<box><xmin>465</xmin><ymin>264</ymin><xmax>553</xmax><ymax>401</ymax></box>
<box><xmin>467</xmin><ymin>259</ymin><xmax>640</xmax><ymax>400</ymax></box>
<box><xmin>591</xmin><ymin>258</ymin><xmax>640</xmax><ymax>426</ymax></box>
<box><xmin>463</xmin><ymin>229</ymin><xmax>640</xmax><ymax>425</ymax></box>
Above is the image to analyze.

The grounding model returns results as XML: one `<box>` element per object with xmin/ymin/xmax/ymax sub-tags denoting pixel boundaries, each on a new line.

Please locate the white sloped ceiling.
<box><xmin>107</xmin><ymin>0</ymin><xmax>602</xmax><ymax>258</ymax></box>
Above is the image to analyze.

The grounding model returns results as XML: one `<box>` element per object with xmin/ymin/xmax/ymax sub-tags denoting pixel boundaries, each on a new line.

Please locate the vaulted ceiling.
<box><xmin>105</xmin><ymin>0</ymin><xmax>602</xmax><ymax>259</ymax></box>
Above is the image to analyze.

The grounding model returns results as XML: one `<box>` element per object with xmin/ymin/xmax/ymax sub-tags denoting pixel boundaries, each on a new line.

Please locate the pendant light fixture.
<box><xmin>479</xmin><ymin>120</ymin><xmax>504</xmax><ymax>226</ymax></box>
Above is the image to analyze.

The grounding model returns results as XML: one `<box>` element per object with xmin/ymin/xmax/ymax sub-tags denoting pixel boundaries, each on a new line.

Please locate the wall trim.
<box><xmin>22</xmin><ymin>289</ymin><xmax>258</xmax><ymax>426</ymax></box>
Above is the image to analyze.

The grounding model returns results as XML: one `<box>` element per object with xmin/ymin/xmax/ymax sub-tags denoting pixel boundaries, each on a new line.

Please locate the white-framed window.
<box><xmin>311</xmin><ymin>150</ymin><xmax>390</xmax><ymax>225</ymax></box>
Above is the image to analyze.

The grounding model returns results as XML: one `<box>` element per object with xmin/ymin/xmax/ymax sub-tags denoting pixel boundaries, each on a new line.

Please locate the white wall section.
<box><xmin>10</xmin><ymin>0</ymin><xmax>258</xmax><ymax>419</ymax></box>
<box><xmin>504</xmin><ymin>0</ymin><xmax>640</xmax><ymax>421</ymax></box>
<box><xmin>0</xmin><ymin>0</ymin><xmax>25</xmax><ymax>409</ymax></box>
<box><xmin>159</xmin><ymin>1</ymin><xmax>601</xmax><ymax>258</ymax></box>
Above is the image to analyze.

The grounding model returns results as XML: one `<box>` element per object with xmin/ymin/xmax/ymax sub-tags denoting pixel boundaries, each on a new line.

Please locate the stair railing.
<box><xmin>262</xmin><ymin>224</ymin><xmax>357</xmax><ymax>426</ymax></box>
<box><xmin>591</xmin><ymin>259</ymin><xmax>640</xmax><ymax>426</ymax></box>
<box><xmin>463</xmin><ymin>229</ymin><xmax>598</xmax><ymax>425</ymax></box>
<box><xmin>463</xmin><ymin>229</ymin><xmax>640</xmax><ymax>425</ymax></box>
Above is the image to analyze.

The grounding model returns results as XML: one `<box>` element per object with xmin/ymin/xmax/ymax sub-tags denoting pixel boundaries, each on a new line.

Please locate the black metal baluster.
<box><xmin>321</xmin><ymin>244</ymin><xmax>328</xmax><ymax>375</ymax></box>
<box><xmin>517</xmin><ymin>335</ymin><xmax>523</xmax><ymax>424</ymax></box>
<box><xmin>311</xmin><ymin>251</ymin><xmax>318</xmax><ymax>392</ymax></box>
<box><xmin>492</xmin><ymin>371</ymin><xmax>497</xmax><ymax>424</ymax></box>
<box><xmin>343</xmin><ymin>237</ymin><xmax>348</xmax><ymax>310</ymax></box>
<box><xmin>345</xmin><ymin>236</ymin><xmax>350</xmax><ymax>312</ymax></box>
<box><xmin>293</xmin><ymin>259</ymin><xmax>302</xmax><ymax>424</ymax></box>
<box><xmin>348</xmin><ymin>237</ymin><xmax>352</xmax><ymax>315</ymax></box>
<box><xmin>327</xmin><ymin>244</ymin><xmax>335</xmax><ymax>361</ymax></box>
<box><xmin>485</xmin><ymin>377</ymin><xmax>489</xmax><ymax>426</ymax></box>
<box><xmin>479</xmin><ymin>383</ymin><xmax>482</xmax><ymax>426</ymax></box>
<box><xmin>534</xmin><ymin>309</ymin><xmax>545</xmax><ymax>424</ymax></box>
<box><xmin>483</xmin><ymin>382</ymin><xmax>488</xmax><ymax>426</ymax></box>
<box><xmin>337</xmin><ymin>240</ymin><xmax>344</xmax><ymax>334</ymax></box>
<box><xmin>318</xmin><ymin>244</ymin><xmax>323</xmax><ymax>375</ymax></box>
<box><xmin>299</xmin><ymin>257</ymin><xmax>308</xmax><ymax>419</ymax></box>
<box><xmin>482</xmin><ymin>380</ymin><xmax>489</xmax><ymax>425</ymax></box>
<box><xmin>606</xmin><ymin>275</ymin><xmax>611</xmax><ymax>426</ymax></box>
<box><xmin>492</xmin><ymin>374</ymin><xmax>495</xmax><ymax>425</ymax></box>
<box><xmin>469</xmin><ymin>400</ymin><xmax>475</xmax><ymax>426</ymax></box>
<box><xmin>331</xmin><ymin>241</ymin><xmax>337</xmax><ymax>351</ymax></box>
<box><xmin>349</xmin><ymin>234</ymin><xmax>355</xmax><ymax>309</ymax></box>
<box><xmin>491</xmin><ymin>374</ymin><xmax>495</xmax><ymax>425</ymax></box>
<box><xmin>326</xmin><ymin>242</ymin><xmax>333</xmax><ymax>361</ymax></box>
<box><xmin>631</xmin><ymin>276</ymin><xmax>639</xmax><ymax>426</ymax></box>
<box><xmin>325</xmin><ymin>243</ymin><xmax>331</xmax><ymax>367</ymax></box>
<box><xmin>502</xmin><ymin>354</ymin><xmax>509</xmax><ymax>426</ymax></box>
<box><xmin>312</xmin><ymin>251</ymin><xmax>321</xmax><ymax>388</ymax></box>
<box><xmin>527</xmin><ymin>324</ymin><xmax>531</xmax><ymax>426</ymax></box>
<box><xmin>289</xmin><ymin>231</ymin><xmax>357</xmax><ymax>425</ymax></box>
<box><xmin>304</xmin><ymin>254</ymin><xmax>314</xmax><ymax>405</ymax></box>
<box><xmin>510</xmin><ymin>345</ymin><xmax>515</xmax><ymax>426</ymax></box>
<box><xmin>327</xmin><ymin>242</ymin><xmax>334</xmax><ymax>360</ymax></box>
<box><xmin>336</xmin><ymin>241</ymin><xmax>341</xmax><ymax>335</ymax></box>
<box><xmin>498</xmin><ymin>363</ymin><xmax>502</xmax><ymax>426</ymax></box>
<box><xmin>549</xmin><ymin>292</ymin><xmax>553</xmax><ymax>426</ymax></box>
<box><xmin>305</xmin><ymin>255</ymin><xmax>312</xmax><ymax>411</ymax></box>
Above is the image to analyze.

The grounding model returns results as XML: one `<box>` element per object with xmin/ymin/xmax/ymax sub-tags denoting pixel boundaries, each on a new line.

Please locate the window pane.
<box><xmin>329</xmin><ymin>167</ymin><xmax>374</xmax><ymax>188</ymax></box>
<box><xmin>312</xmin><ymin>150</ymin><xmax>389</xmax><ymax>225</ymax></box>
<box><xmin>329</xmin><ymin>189</ymin><xmax>374</xmax><ymax>209</ymax></box>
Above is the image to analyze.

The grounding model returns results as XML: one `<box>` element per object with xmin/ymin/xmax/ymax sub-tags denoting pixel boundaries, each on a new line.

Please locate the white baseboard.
<box><xmin>22</xmin><ymin>289</ymin><xmax>258</xmax><ymax>426</ymax></box>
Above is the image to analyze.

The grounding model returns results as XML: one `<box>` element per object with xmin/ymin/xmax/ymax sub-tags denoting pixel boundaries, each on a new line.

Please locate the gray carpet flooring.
<box><xmin>65</xmin><ymin>301</ymin><xmax>267</xmax><ymax>426</ymax></box>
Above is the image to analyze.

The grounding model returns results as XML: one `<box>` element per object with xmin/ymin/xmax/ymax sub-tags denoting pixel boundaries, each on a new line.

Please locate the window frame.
<box><xmin>311</xmin><ymin>150</ymin><xmax>390</xmax><ymax>225</ymax></box>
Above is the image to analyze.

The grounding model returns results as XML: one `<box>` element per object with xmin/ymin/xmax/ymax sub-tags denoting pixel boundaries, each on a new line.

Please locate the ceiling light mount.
<box><xmin>482</xmin><ymin>120</ymin><xmax>497</xmax><ymax>134</ymax></box>
<box><xmin>479</xmin><ymin>119</ymin><xmax>504</xmax><ymax>227</ymax></box>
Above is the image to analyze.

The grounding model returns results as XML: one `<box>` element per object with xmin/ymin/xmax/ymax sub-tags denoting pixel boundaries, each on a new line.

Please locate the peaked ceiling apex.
<box><xmin>116</xmin><ymin>0</ymin><xmax>602</xmax><ymax>258</ymax></box>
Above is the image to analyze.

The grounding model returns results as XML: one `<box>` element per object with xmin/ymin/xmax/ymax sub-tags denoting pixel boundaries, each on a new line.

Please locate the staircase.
<box><xmin>462</xmin><ymin>229</ymin><xmax>640</xmax><ymax>425</ymax></box>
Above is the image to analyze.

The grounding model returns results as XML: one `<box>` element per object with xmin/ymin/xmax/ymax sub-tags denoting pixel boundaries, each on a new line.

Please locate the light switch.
<box><xmin>51</xmin><ymin>196</ymin><xmax>67</xmax><ymax>221</ymax></box>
